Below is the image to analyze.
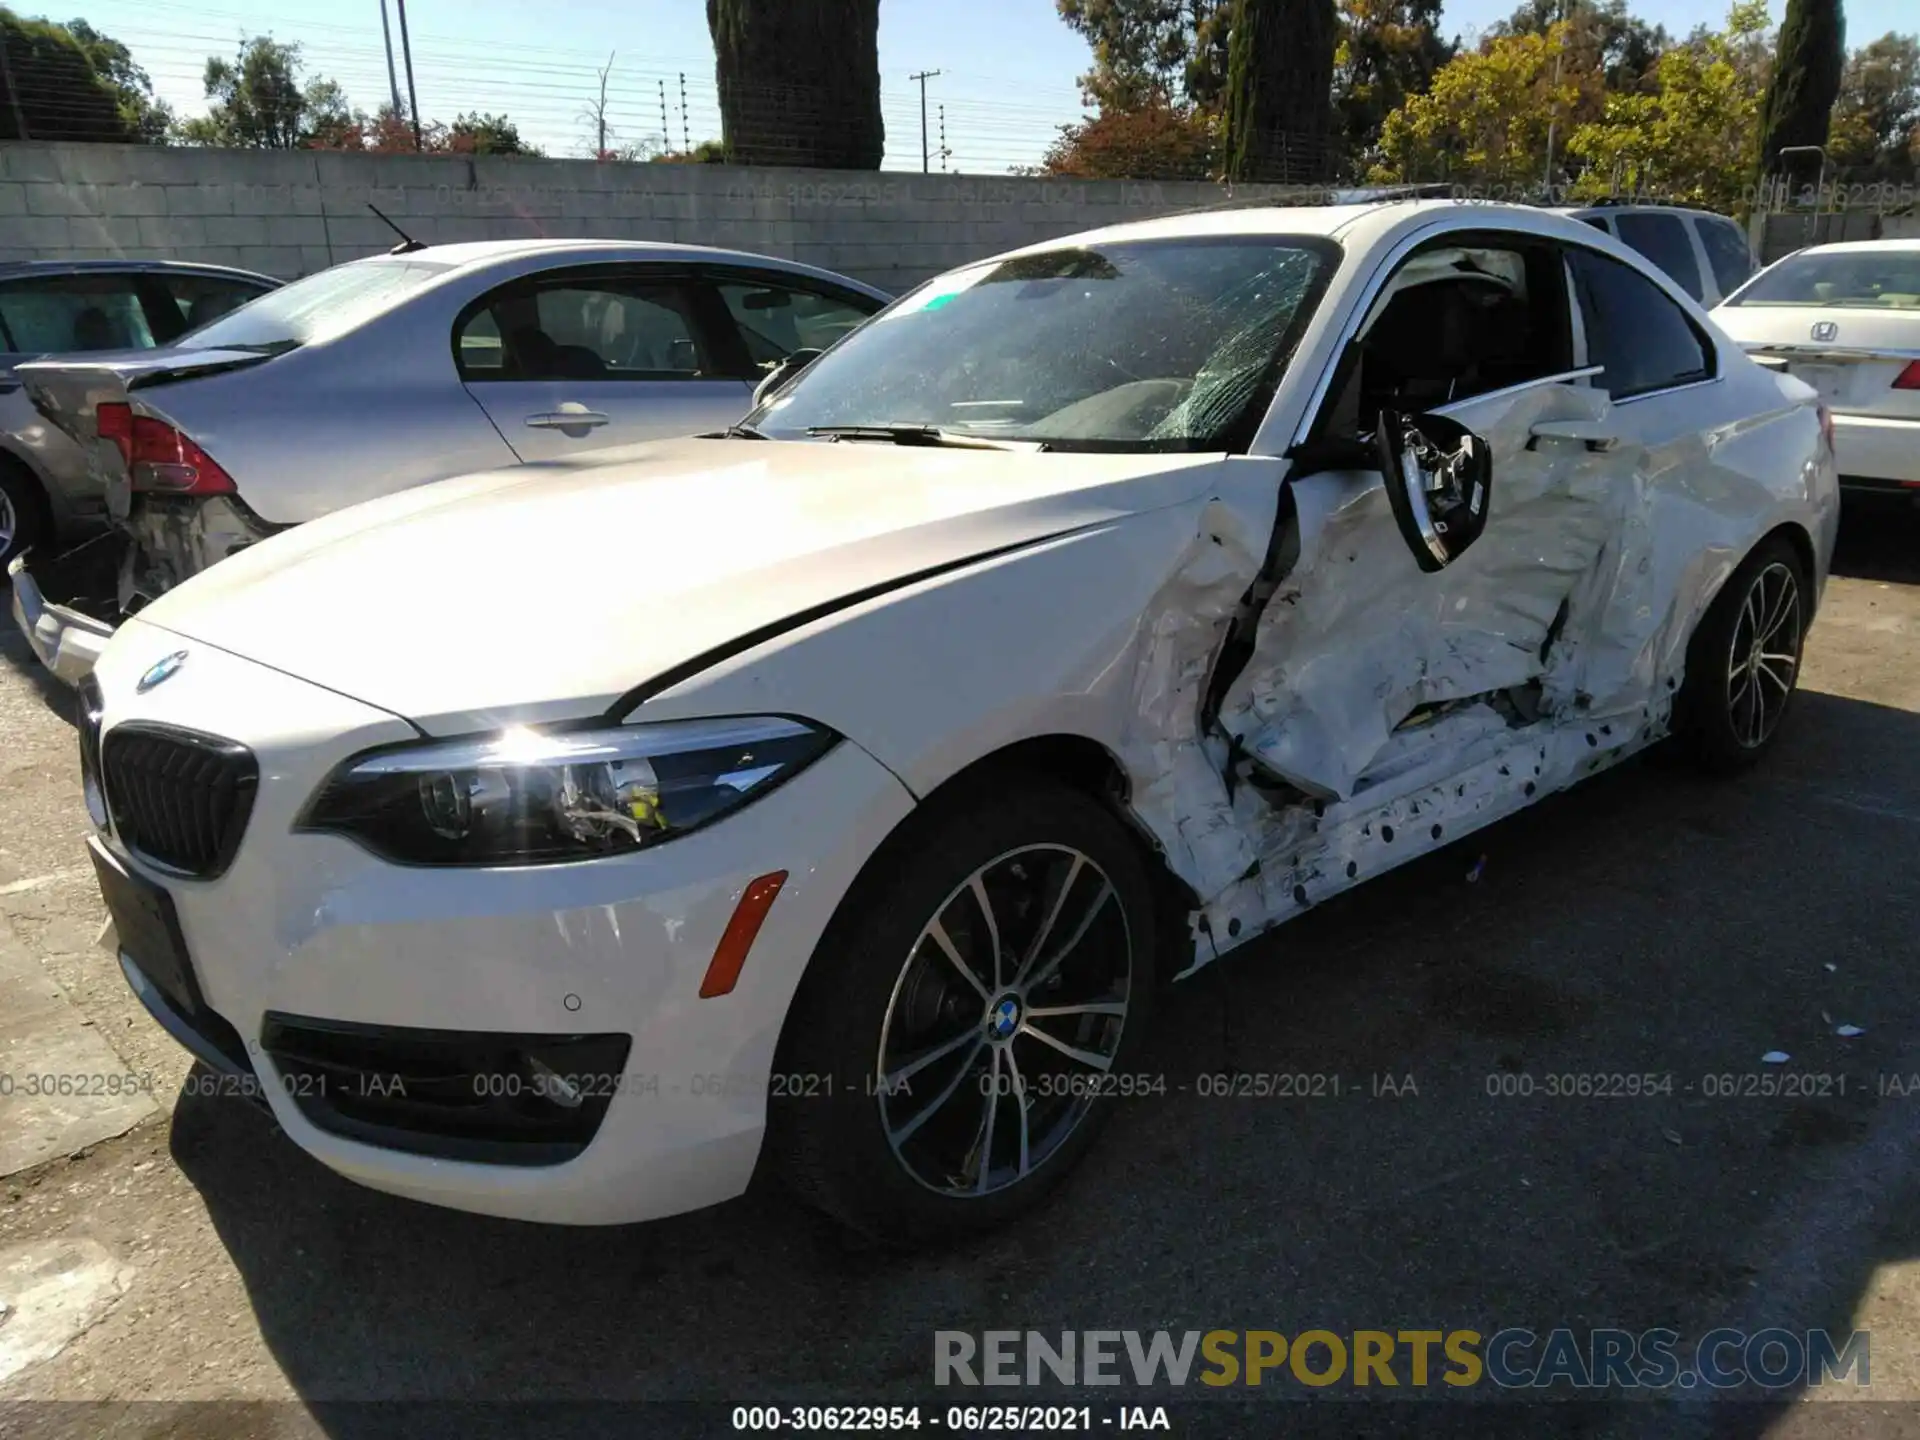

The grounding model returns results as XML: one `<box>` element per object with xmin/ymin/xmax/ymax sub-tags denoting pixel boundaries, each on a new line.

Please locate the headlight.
<box><xmin>298</xmin><ymin>716</ymin><xmax>837</xmax><ymax>866</ymax></box>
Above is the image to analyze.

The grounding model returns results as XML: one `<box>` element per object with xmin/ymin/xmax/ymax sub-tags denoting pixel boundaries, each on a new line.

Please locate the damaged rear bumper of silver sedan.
<box><xmin>8</xmin><ymin>535</ymin><xmax>124</xmax><ymax>686</ymax></box>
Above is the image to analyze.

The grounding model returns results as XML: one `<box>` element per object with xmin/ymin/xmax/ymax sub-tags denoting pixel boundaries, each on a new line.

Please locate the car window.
<box><xmin>179</xmin><ymin>259</ymin><xmax>450</xmax><ymax>351</ymax></box>
<box><xmin>458</xmin><ymin>280</ymin><xmax>713</xmax><ymax>381</ymax></box>
<box><xmin>152</xmin><ymin>274</ymin><xmax>270</xmax><ymax>335</ymax></box>
<box><xmin>1568</xmin><ymin>247</ymin><xmax>1714</xmax><ymax>399</ymax></box>
<box><xmin>1577</xmin><ymin>215</ymin><xmax>1612</xmax><ymax>234</ymax></box>
<box><xmin>1613</xmin><ymin>212</ymin><xmax>1705</xmax><ymax>301</ymax></box>
<box><xmin>715</xmin><ymin>280</ymin><xmax>877</xmax><ymax>371</ymax></box>
<box><xmin>1696</xmin><ymin>219</ymin><xmax>1754</xmax><ymax>298</ymax></box>
<box><xmin>751</xmin><ymin>238</ymin><xmax>1339</xmax><ymax>451</ymax></box>
<box><xmin>1727</xmin><ymin>248</ymin><xmax>1920</xmax><ymax>308</ymax></box>
<box><xmin>1335</xmin><ymin>240</ymin><xmax>1573</xmax><ymax>433</ymax></box>
<box><xmin>0</xmin><ymin>274</ymin><xmax>155</xmax><ymax>355</ymax></box>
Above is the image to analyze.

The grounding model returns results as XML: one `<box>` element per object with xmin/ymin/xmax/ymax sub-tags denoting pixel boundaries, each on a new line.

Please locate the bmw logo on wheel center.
<box><xmin>988</xmin><ymin>996</ymin><xmax>1022</xmax><ymax>1041</ymax></box>
<box><xmin>135</xmin><ymin>650</ymin><xmax>189</xmax><ymax>693</ymax></box>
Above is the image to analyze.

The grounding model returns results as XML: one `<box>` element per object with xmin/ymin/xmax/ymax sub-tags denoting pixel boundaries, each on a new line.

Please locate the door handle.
<box><xmin>1528</xmin><ymin>418</ymin><xmax>1620</xmax><ymax>452</ymax></box>
<box><xmin>526</xmin><ymin>409</ymin><xmax>609</xmax><ymax>431</ymax></box>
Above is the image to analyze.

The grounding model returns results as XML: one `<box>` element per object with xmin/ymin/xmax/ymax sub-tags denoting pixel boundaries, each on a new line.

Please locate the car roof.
<box><xmin>1782</xmin><ymin>237</ymin><xmax>1920</xmax><ymax>255</ymax></box>
<box><xmin>1549</xmin><ymin>203</ymin><xmax>1736</xmax><ymax>223</ymax></box>
<box><xmin>989</xmin><ymin>198</ymin><xmax>1624</xmax><ymax>255</ymax></box>
<box><xmin>0</xmin><ymin>258</ymin><xmax>281</xmax><ymax>285</ymax></box>
<box><xmin>346</xmin><ymin>238</ymin><xmax>893</xmax><ymax>301</ymax></box>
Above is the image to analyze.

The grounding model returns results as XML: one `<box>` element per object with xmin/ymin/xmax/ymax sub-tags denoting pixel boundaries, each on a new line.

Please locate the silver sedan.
<box><xmin>12</xmin><ymin>239</ymin><xmax>890</xmax><ymax>683</ymax></box>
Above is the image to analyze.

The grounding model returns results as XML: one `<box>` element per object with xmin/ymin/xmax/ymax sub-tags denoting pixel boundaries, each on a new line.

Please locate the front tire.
<box><xmin>770</xmin><ymin>782</ymin><xmax>1159</xmax><ymax>1245</ymax></box>
<box><xmin>1675</xmin><ymin>534</ymin><xmax>1808</xmax><ymax>773</ymax></box>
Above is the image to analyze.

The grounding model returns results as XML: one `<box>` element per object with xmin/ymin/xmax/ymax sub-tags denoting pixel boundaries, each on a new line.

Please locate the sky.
<box><xmin>55</xmin><ymin>0</ymin><xmax>1918</xmax><ymax>174</ymax></box>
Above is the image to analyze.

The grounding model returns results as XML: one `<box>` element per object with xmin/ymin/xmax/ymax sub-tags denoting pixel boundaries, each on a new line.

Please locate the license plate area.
<box><xmin>88</xmin><ymin>835</ymin><xmax>201</xmax><ymax>1019</ymax></box>
<box><xmin>1790</xmin><ymin>362</ymin><xmax>1846</xmax><ymax>400</ymax></box>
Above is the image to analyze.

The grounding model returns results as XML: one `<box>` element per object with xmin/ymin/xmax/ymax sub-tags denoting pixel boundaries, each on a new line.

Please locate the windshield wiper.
<box><xmin>805</xmin><ymin>423</ymin><xmax>1046</xmax><ymax>452</ymax></box>
<box><xmin>717</xmin><ymin>421</ymin><xmax>770</xmax><ymax>439</ymax></box>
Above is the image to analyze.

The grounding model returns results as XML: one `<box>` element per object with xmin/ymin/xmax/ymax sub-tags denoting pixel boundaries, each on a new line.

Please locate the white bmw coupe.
<box><xmin>81</xmin><ymin>201</ymin><xmax>1838</xmax><ymax>1244</ymax></box>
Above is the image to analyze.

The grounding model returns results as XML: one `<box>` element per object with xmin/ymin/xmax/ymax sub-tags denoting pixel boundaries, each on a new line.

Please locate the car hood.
<box><xmin>133</xmin><ymin>436</ymin><xmax>1229</xmax><ymax>732</ymax></box>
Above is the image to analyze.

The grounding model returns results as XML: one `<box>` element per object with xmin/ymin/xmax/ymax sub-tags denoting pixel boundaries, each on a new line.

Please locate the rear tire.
<box><xmin>0</xmin><ymin>462</ymin><xmax>50</xmax><ymax>569</ymax></box>
<box><xmin>770</xmin><ymin>782</ymin><xmax>1159</xmax><ymax>1246</ymax></box>
<box><xmin>1674</xmin><ymin>534</ymin><xmax>1808</xmax><ymax>774</ymax></box>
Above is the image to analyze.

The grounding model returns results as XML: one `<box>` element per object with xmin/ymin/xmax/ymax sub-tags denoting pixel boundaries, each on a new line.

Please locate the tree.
<box><xmin>1489</xmin><ymin>0</ymin><xmax>1669</xmax><ymax>92</ymax></box>
<box><xmin>653</xmin><ymin>138</ymin><xmax>729</xmax><ymax>163</ymax></box>
<box><xmin>1036</xmin><ymin>95</ymin><xmax>1218</xmax><ymax>177</ymax></box>
<box><xmin>0</xmin><ymin>7</ymin><xmax>136</xmax><ymax>141</ymax></box>
<box><xmin>1225</xmin><ymin>0</ymin><xmax>1341</xmax><ymax>182</ymax></box>
<box><xmin>1373</xmin><ymin>21</ymin><xmax>1586</xmax><ymax>188</ymax></box>
<box><xmin>1333</xmin><ymin>0</ymin><xmax>1453</xmax><ymax>173</ymax></box>
<box><xmin>706</xmin><ymin>0</ymin><xmax>882</xmax><ymax>169</ymax></box>
<box><xmin>64</xmin><ymin>18</ymin><xmax>169</xmax><ymax>142</ymax></box>
<box><xmin>1055</xmin><ymin>0</ymin><xmax>1230</xmax><ymax>110</ymax></box>
<box><xmin>175</xmin><ymin>35</ymin><xmax>346</xmax><ymax>149</ymax></box>
<box><xmin>1753</xmin><ymin>0</ymin><xmax>1845</xmax><ymax>179</ymax></box>
<box><xmin>1827</xmin><ymin>33</ymin><xmax>1920</xmax><ymax>177</ymax></box>
<box><xmin>449</xmin><ymin>111</ymin><xmax>537</xmax><ymax>155</ymax></box>
<box><xmin>1566</xmin><ymin>2</ymin><xmax>1770</xmax><ymax>210</ymax></box>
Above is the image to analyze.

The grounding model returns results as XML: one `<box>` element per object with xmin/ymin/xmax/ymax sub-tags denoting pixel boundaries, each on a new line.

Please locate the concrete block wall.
<box><xmin>0</xmin><ymin>143</ymin><xmax>1252</xmax><ymax>293</ymax></box>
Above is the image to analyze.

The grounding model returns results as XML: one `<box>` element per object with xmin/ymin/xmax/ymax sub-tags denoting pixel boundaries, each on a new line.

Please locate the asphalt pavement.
<box><xmin>3</xmin><ymin>501</ymin><xmax>1920</xmax><ymax>1440</ymax></box>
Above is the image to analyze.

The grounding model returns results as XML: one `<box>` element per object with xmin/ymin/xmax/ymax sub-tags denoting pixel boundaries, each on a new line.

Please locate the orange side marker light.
<box><xmin>699</xmin><ymin>871</ymin><xmax>788</xmax><ymax>998</ymax></box>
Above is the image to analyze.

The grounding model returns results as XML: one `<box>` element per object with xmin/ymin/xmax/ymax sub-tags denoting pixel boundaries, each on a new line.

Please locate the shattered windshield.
<box><xmin>749</xmin><ymin>237</ymin><xmax>1338</xmax><ymax>451</ymax></box>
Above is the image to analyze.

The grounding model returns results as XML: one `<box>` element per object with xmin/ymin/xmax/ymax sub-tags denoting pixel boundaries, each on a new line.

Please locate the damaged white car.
<box><xmin>82</xmin><ymin>201</ymin><xmax>1837</xmax><ymax>1244</ymax></box>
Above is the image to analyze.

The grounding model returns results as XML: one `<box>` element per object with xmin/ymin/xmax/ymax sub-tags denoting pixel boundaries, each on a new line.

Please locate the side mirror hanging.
<box><xmin>1373</xmin><ymin>410</ymin><xmax>1493</xmax><ymax>572</ymax></box>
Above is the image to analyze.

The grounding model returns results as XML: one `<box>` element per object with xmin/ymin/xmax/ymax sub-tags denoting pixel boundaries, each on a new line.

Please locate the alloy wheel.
<box><xmin>1726</xmin><ymin>561</ymin><xmax>1801</xmax><ymax>749</ymax></box>
<box><xmin>875</xmin><ymin>844</ymin><xmax>1133</xmax><ymax>1198</ymax></box>
<box><xmin>0</xmin><ymin>488</ymin><xmax>15</xmax><ymax>555</ymax></box>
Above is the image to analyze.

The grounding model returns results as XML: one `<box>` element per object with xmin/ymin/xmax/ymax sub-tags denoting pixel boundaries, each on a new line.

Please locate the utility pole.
<box><xmin>1541</xmin><ymin>0</ymin><xmax>1571</xmax><ymax>195</ymax></box>
<box><xmin>395</xmin><ymin>0</ymin><xmax>423</xmax><ymax>149</ymax></box>
<box><xmin>679</xmin><ymin>72</ymin><xmax>689</xmax><ymax>151</ymax></box>
<box><xmin>909</xmin><ymin>69</ymin><xmax>941</xmax><ymax>173</ymax></box>
<box><xmin>378</xmin><ymin>0</ymin><xmax>403</xmax><ymax>118</ymax></box>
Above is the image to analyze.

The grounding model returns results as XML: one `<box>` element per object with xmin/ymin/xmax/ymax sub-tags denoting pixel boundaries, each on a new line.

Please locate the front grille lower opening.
<box><xmin>261</xmin><ymin>1015</ymin><xmax>632</xmax><ymax>1167</ymax></box>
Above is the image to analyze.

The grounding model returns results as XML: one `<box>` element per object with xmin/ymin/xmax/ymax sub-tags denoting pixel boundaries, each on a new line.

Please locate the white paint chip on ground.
<box><xmin>0</xmin><ymin>869</ymin><xmax>92</xmax><ymax>898</ymax></box>
<box><xmin>0</xmin><ymin>1238</ymin><xmax>133</xmax><ymax>1382</ymax></box>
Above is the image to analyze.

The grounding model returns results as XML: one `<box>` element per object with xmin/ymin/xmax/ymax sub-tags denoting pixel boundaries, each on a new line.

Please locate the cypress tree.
<box><xmin>1226</xmin><ymin>0</ymin><xmax>1338</xmax><ymax>183</ymax></box>
<box><xmin>706</xmin><ymin>0</ymin><xmax>883</xmax><ymax>170</ymax></box>
<box><xmin>1754</xmin><ymin>0</ymin><xmax>1847</xmax><ymax>179</ymax></box>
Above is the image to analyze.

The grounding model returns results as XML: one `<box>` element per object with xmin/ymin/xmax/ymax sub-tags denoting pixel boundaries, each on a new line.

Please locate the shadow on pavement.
<box><xmin>163</xmin><ymin>685</ymin><xmax>1920</xmax><ymax>1436</ymax></box>
<box><xmin>1830</xmin><ymin>495</ymin><xmax>1920</xmax><ymax>586</ymax></box>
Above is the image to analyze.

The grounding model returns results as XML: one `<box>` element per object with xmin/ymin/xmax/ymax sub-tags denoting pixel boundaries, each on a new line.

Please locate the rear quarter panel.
<box><xmin>153</xmin><ymin>277</ymin><xmax>521</xmax><ymax>526</ymax></box>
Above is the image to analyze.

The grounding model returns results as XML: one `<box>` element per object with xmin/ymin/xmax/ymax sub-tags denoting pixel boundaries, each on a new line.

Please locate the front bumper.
<box><xmin>9</xmin><ymin>550</ymin><xmax>118</xmax><ymax>685</ymax></box>
<box><xmin>91</xmin><ymin>619</ymin><xmax>917</xmax><ymax>1225</ymax></box>
<box><xmin>1832</xmin><ymin>414</ymin><xmax>1920</xmax><ymax>489</ymax></box>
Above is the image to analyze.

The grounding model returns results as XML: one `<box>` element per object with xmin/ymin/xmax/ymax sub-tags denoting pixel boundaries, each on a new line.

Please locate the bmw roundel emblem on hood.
<box><xmin>136</xmin><ymin>650</ymin><xmax>189</xmax><ymax>693</ymax></box>
<box><xmin>1811</xmin><ymin>320</ymin><xmax>1838</xmax><ymax>342</ymax></box>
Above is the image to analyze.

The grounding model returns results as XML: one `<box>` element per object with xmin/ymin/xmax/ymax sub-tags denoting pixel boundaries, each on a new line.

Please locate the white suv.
<box><xmin>1554</xmin><ymin>204</ymin><xmax>1758</xmax><ymax>307</ymax></box>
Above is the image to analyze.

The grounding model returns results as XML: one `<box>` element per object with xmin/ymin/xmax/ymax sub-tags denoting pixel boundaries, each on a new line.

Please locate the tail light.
<box><xmin>94</xmin><ymin>402</ymin><xmax>236</xmax><ymax>496</ymax></box>
<box><xmin>1894</xmin><ymin>360</ymin><xmax>1920</xmax><ymax>391</ymax></box>
<box><xmin>1816</xmin><ymin>403</ymin><xmax>1836</xmax><ymax>454</ymax></box>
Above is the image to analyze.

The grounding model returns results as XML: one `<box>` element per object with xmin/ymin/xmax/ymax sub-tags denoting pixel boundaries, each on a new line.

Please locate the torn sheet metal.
<box><xmin>121</xmin><ymin>497</ymin><xmax>274</xmax><ymax>612</ymax></box>
<box><xmin>1117</xmin><ymin>398</ymin><xmax>1772</xmax><ymax>977</ymax></box>
<box><xmin>1114</xmin><ymin>496</ymin><xmax>1267</xmax><ymax>907</ymax></box>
